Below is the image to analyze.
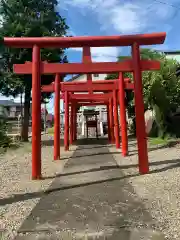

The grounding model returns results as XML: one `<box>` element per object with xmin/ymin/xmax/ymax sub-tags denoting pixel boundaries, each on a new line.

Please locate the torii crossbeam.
<box><xmin>14</xmin><ymin>59</ymin><xmax>160</xmax><ymax>74</ymax></box>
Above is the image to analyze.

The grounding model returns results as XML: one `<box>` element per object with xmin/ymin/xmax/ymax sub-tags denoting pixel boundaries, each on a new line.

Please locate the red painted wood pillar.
<box><xmin>113</xmin><ymin>90</ymin><xmax>120</xmax><ymax>149</ymax></box>
<box><xmin>107</xmin><ymin>104</ymin><xmax>111</xmax><ymax>142</ymax></box>
<box><xmin>109</xmin><ymin>98</ymin><xmax>114</xmax><ymax>143</ymax></box>
<box><xmin>32</xmin><ymin>45</ymin><xmax>41</xmax><ymax>180</ymax></box>
<box><xmin>70</xmin><ymin>103</ymin><xmax>74</xmax><ymax>145</ymax></box>
<box><xmin>73</xmin><ymin>104</ymin><xmax>76</xmax><ymax>142</ymax></box>
<box><xmin>86</xmin><ymin>116</ymin><xmax>89</xmax><ymax>138</ymax></box>
<box><xmin>74</xmin><ymin>106</ymin><xmax>77</xmax><ymax>141</ymax></box>
<box><xmin>132</xmin><ymin>42</ymin><xmax>149</xmax><ymax>174</ymax></box>
<box><xmin>119</xmin><ymin>72</ymin><xmax>128</xmax><ymax>156</ymax></box>
<box><xmin>64</xmin><ymin>91</ymin><xmax>69</xmax><ymax>151</ymax></box>
<box><xmin>54</xmin><ymin>74</ymin><xmax>60</xmax><ymax>160</ymax></box>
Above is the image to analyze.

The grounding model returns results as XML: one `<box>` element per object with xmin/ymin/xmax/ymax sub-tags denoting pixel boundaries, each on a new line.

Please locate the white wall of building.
<box><xmin>60</xmin><ymin>98</ymin><xmax>64</xmax><ymax>112</ymax></box>
<box><xmin>73</xmin><ymin>74</ymin><xmax>107</xmax><ymax>82</ymax></box>
<box><xmin>166</xmin><ymin>54</ymin><xmax>180</xmax><ymax>62</ymax></box>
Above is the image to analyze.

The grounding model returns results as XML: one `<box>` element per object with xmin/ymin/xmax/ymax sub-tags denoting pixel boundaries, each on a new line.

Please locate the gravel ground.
<box><xmin>0</xmin><ymin>134</ymin><xmax>77</xmax><ymax>240</ymax></box>
<box><xmin>109</xmin><ymin>140</ymin><xmax>180</xmax><ymax>240</ymax></box>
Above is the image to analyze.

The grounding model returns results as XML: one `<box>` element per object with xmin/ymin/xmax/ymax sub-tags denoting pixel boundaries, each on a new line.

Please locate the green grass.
<box><xmin>148</xmin><ymin>137</ymin><xmax>180</xmax><ymax>147</ymax></box>
<box><xmin>148</xmin><ymin>137</ymin><xmax>169</xmax><ymax>146</ymax></box>
<box><xmin>0</xmin><ymin>139</ymin><xmax>32</xmax><ymax>155</ymax></box>
<box><xmin>47</xmin><ymin>127</ymin><xmax>54</xmax><ymax>134</ymax></box>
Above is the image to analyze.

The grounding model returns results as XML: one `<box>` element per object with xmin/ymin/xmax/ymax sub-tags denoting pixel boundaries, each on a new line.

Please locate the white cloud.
<box><xmin>91</xmin><ymin>47</ymin><xmax>119</xmax><ymax>62</ymax></box>
<box><xmin>62</xmin><ymin>0</ymin><xmax>176</xmax><ymax>34</ymax></box>
<box><xmin>110</xmin><ymin>3</ymin><xmax>145</xmax><ymax>33</ymax></box>
<box><xmin>69</xmin><ymin>46</ymin><xmax>120</xmax><ymax>62</ymax></box>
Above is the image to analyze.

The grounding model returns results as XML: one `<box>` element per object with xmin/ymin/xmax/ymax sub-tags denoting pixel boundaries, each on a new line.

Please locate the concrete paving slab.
<box><xmin>15</xmin><ymin>139</ymin><xmax>165</xmax><ymax>239</ymax></box>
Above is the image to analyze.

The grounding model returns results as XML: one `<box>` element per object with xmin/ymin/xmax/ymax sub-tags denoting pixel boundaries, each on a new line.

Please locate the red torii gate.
<box><xmin>41</xmin><ymin>78</ymin><xmax>134</xmax><ymax>156</ymax></box>
<box><xmin>41</xmin><ymin>74</ymin><xmax>134</xmax><ymax>160</ymax></box>
<box><xmin>37</xmin><ymin>54</ymin><xmax>160</xmax><ymax>160</ymax></box>
<box><xmin>3</xmin><ymin>32</ymin><xmax>166</xmax><ymax>179</ymax></box>
<box><xmin>41</xmin><ymin>73</ymin><xmax>134</xmax><ymax>156</ymax></box>
<box><xmin>41</xmin><ymin>78</ymin><xmax>134</xmax><ymax>92</ymax></box>
<box><xmin>65</xmin><ymin>92</ymin><xmax>114</xmax><ymax>150</ymax></box>
<box><xmin>14</xmin><ymin>57</ymin><xmax>159</xmax><ymax>157</ymax></box>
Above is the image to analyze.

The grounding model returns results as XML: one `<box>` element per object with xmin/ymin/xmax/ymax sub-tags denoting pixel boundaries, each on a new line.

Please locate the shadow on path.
<box><xmin>1</xmin><ymin>158</ymin><xmax>180</xmax><ymax>209</ymax></box>
<box><xmin>6</xmin><ymin>141</ymin><xmax>166</xmax><ymax>239</ymax></box>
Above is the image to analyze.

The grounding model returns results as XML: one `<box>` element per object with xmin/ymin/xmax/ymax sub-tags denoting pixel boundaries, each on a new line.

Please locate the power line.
<box><xmin>153</xmin><ymin>0</ymin><xmax>180</xmax><ymax>10</ymax></box>
<box><xmin>146</xmin><ymin>0</ymin><xmax>180</xmax><ymax>29</ymax></box>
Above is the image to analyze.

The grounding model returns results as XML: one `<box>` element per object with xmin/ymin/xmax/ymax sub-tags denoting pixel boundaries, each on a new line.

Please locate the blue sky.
<box><xmin>1</xmin><ymin>0</ymin><xmax>180</xmax><ymax>113</ymax></box>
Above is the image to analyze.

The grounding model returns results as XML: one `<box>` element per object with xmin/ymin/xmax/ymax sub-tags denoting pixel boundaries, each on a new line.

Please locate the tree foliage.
<box><xmin>106</xmin><ymin>48</ymin><xmax>180</xmax><ymax>137</ymax></box>
<box><xmin>142</xmin><ymin>51</ymin><xmax>180</xmax><ymax>137</ymax></box>
<box><xmin>0</xmin><ymin>0</ymin><xmax>69</xmax><ymax>140</ymax></box>
<box><xmin>0</xmin><ymin>0</ymin><xmax>68</xmax><ymax>95</ymax></box>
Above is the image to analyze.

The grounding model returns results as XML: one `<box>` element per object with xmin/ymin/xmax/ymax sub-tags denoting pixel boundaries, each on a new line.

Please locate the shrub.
<box><xmin>0</xmin><ymin>119</ymin><xmax>12</xmax><ymax>148</ymax></box>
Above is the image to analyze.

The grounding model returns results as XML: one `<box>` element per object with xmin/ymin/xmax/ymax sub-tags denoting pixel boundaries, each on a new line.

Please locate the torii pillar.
<box><xmin>54</xmin><ymin>74</ymin><xmax>60</xmax><ymax>160</ymax></box>
<box><xmin>109</xmin><ymin>98</ymin><xmax>115</xmax><ymax>143</ymax></box>
<box><xmin>32</xmin><ymin>45</ymin><xmax>41</xmax><ymax>179</ymax></box>
<box><xmin>113</xmin><ymin>90</ymin><xmax>120</xmax><ymax>149</ymax></box>
<box><xmin>107</xmin><ymin>104</ymin><xmax>111</xmax><ymax>142</ymax></box>
<box><xmin>64</xmin><ymin>91</ymin><xmax>69</xmax><ymax>151</ymax></box>
<box><xmin>73</xmin><ymin>104</ymin><xmax>77</xmax><ymax>141</ymax></box>
<box><xmin>119</xmin><ymin>72</ymin><xmax>128</xmax><ymax>156</ymax></box>
<box><xmin>70</xmin><ymin>102</ymin><xmax>74</xmax><ymax>145</ymax></box>
<box><xmin>132</xmin><ymin>43</ymin><xmax>149</xmax><ymax>174</ymax></box>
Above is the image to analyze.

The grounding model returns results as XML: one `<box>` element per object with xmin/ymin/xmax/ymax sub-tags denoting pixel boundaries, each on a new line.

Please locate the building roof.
<box><xmin>0</xmin><ymin>100</ymin><xmax>21</xmax><ymax>107</ymax></box>
<box><xmin>164</xmin><ymin>51</ymin><xmax>180</xmax><ymax>55</ymax></box>
<box><xmin>66</xmin><ymin>74</ymin><xmax>82</xmax><ymax>82</ymax></box>
<box><xmin>156</xmin><ymin>50</ymin><xmax>180</xmax><ymax>55</ymax></box>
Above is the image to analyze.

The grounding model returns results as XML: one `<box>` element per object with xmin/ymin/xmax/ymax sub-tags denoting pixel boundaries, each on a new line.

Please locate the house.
<box><xmin>0</xmin><ymin>105</ymin><xmax>8</xmax><ymax>119</ymax></box>
<box><xmin>162</xmin><ymin>51</ymin><xmax>180</xmax><ymax>62</ymax></box>
<box><xmin>0</xmin><ymin>99</ymin><xmax>23</xmax><ymax>119</ymax></box>
<box><xmin>157</xmin><ymin>50</ymin><xmax>180</xmax><ymax>78</ymax></box>
<box><xmin>0</xmin><ymin>99</ymin><xmax>32</xmax><ymax>119</ymax></box>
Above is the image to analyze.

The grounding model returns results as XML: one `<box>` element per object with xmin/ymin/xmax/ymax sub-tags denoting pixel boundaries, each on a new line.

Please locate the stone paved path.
<box><xmin>14</xmin><ymin>139</ymin><xmax>165</xmax><ymax>240</ymax></box>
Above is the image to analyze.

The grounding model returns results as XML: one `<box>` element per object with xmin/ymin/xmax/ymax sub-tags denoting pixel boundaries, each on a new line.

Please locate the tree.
<box><xmin>142</xmin><ymin>51</ymin><xmax>180</xmax><ymax>137</ymax></box>
<box><xmin>106</xmin><ymin>49</ymin><xmax>180</xmax><ymax>137</ymax></box>
<box><xmin>106</xmin><ymin>55</ymin><xmax>134</xmax><ymax>120</ymax></box>
<box><xmin>0</xmin><ymin>0</ymin><xmax>69</xmax><ymax>141</ymax></box>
